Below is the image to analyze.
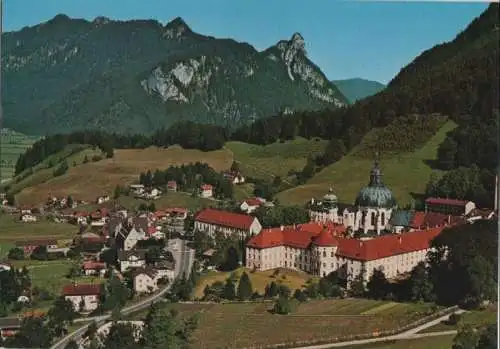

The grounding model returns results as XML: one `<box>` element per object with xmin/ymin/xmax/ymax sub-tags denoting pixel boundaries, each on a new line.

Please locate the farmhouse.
<box><xmin>118</xmin><ymin>249</ymin><xmax>147</xmax><ymax>272</ymax></box>
<box><xmin>167</xmin><ymin>181</ymin><xmax>178</xmax><ymax>192</ymax></box>
<box><xmin>62</xmin><ymin>283</ymin><xmax>103</xmax><ymax>312</ymax></box>
<box><xmin>96</xmin><ymin>195</ymin><xmax>110</xmax><ymax>204</ymax></box>
<box><xmin>246</xmin><ymin>223</ymin><xmax>444</xmax><ymax>286</ymax></box>
<box><xmin>15</xmin><ymin>239</ymin><xmax>58</xmax><ymax>255</ymax></box>
<box><xmin>425</xmin><ymin>197</ymin><xmax>476</xmax><ymax>216</ymax></box>
<box><xmin>82</xmin><ymin>261</ymin><xmax>106</xmax><ymax>276</ymax></box>
<box><xmin>20</xmin><ymin>213</ymin><xmax>37</xmax><ymax>222</ymax></box>
<box><xmin>132</xmin><ymin>266</ymin><xmax>173</xmax><ymax>294</ymax></box>
<box><xmin>223</xmin><ymin>171</ymin><xmax>245</xmax><ymax>185</ymax></box>
<box><xmin>194</xmin><ymin>208</ymin><xmax>262</xmax><ymax>239</ymax></box>
<box><xmin>200</xmin><ymin>184</ymin><xmax>213</xmax><ymax>198</ymax></box>
<box><xmin>240</xmin><ymin>197</ymin><xmax>265</xmax><ymax>214</ymax></box>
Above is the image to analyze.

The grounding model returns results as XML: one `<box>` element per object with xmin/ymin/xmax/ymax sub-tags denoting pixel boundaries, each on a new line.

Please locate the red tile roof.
<box><xmin>195</xmin><ymin>208</ymin><xmax>256</xmax><ymax>230</ymax></box>
<box><xmin>247</xmin><ymin>223</ymin><xmax>444</xmax><ymax>262</ymax></box>
<box><xmin>425</xmin><ymin>197</ymin><xmax>469</xmax><ymax>207</ymax></box>
<box><xmin>62</xmin><ymin>283</ymin><xmax>103</xmax><ymax>296</ymax></box>
<box><xmin>409</xmin><ymin>211</ymin><xmax>426</xmax><ymax>229</ymax></box>
<box><xmin>201</xmin><ymin>184</ymin><xmax>213</xmax><ymax>190</ymax></box>
<box><xmin>244</xmin><ymin>198</ymin><xmax>263</xmax><ymax>206</ymax></box>
<box><xmin>247</xmin><ymin>223</ymin><xmax>344</xmax><ymax>249</ymax></box>
<box><xmin>82</xmin><ymin>261</ymin><xmax>106</xmax><ymax>270</ymax></box>
<box><xmin>336</xmin><ymin>228</ymin><xmax>443</xmax><ymax>261</ymax></box>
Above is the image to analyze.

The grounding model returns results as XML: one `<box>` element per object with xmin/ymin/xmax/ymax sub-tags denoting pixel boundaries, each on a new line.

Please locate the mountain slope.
<box><xmin>1</xmin><ymin>15</ymin><xmax>347</xmax><ymax>135</ymax></box>
<box><xmin>332</xmin><ymin>78</ymin><xmax>385</xmax><ymax>103</ymax></box>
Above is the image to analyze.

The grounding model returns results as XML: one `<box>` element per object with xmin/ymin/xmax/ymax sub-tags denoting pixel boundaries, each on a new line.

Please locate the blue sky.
<box><xmin>3</xmin><ymin>0</ymin><xmax>488</xmax><ymax>84</ymax></box>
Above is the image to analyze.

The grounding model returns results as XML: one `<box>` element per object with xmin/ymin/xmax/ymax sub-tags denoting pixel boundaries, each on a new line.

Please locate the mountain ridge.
<box><xmin>1</xmin><ymin>14</ymin><xmax>348</xmax><ymax>135</ymax></box>
<box><xmin>331</xmin><ymin>78</ymin><xmax>385</xmax><ymax>103</ymax></box>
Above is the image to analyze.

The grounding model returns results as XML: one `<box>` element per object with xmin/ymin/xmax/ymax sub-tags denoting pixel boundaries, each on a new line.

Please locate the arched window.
<box><xmin>323</xmin><ymin>251</ymin><xmax>326</xmax><ymax>257</ymax></box>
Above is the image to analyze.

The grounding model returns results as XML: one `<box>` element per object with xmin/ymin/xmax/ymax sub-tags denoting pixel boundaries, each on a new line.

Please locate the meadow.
<box><xmin>193</xmin><ymin>267</ymin><xmax>313</xmax><ymax>299</ymax></box>
<box><xmin>130</xmin><ymin>299</ymin><xmax>439</xmax><ymax>349</ymax></box>
<box><xmin>225</xmin><ymin>137</ymin><xmax>328</xmax><ymax>182</ymax></box>
<box><xmin>336</xmin><ymin>335</ymin><xmax>455</xmax><ymax>349</ymax></box>
<box><xmin>0</xmin><ymin>129</ymin><xmax>39</xmax><ymax>181</ymax></box>
<box><xmin>419</xmin><ymin>305</ymin><xmax>497</xmax><ymax>333</ymax></box>
<box><xmin>15</xmin><ymin>146</ymin><xmax>233</xmax><ymax>205</ymax></box>
<box><xmin>276</xmin><ymin>121</ymin><xmax>457</xmax><ymax>207</ymax></box>
<box><xmin>0</xmin><ymin>214</ymin><xmax>77</xmax><ymax>243</ymax></box>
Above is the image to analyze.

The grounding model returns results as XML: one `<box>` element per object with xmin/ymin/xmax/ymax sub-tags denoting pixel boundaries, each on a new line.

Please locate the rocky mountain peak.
<box><xmin>92</xmin><ymin>16</ymin><xmax>111</xmax><ymax>26</ymax></box>
<box><xmin>290</xmin><ymin>32</ymin><xmax>305</xmax><ymax>51</ymax></box>
<box><xmin>163</xmin><ymin>17</ymin><xmax>192</xmax><ymax>39</ymax></box>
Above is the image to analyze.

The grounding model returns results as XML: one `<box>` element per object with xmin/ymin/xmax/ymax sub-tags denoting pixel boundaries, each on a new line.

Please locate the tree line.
<box><xmin>138</xmin><ymin>162</ymin><xmax>234</xmax><ymax>199</ymax></box>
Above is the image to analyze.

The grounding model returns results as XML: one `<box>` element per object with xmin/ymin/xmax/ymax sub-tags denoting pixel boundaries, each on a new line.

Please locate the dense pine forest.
<box><xmin>9</xmin><ymin>4</ymin><xmax>499</xmax><ymax>208</ymax></box>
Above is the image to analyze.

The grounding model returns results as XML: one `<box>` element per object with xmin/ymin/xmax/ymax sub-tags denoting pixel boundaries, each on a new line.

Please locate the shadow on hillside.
<box><xmin>422</xmin><ymin>159</ymin><xmax>442</xmax><ymax>170</ymax></box>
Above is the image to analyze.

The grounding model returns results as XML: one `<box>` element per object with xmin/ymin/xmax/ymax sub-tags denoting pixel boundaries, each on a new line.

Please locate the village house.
<box><xmin>132</xmin><ymin>266</ymin><xmax>174</xmax><ymax>294</ymax></box>
<box><xmin>90</xmin><ymin>208</ymin><xmax>109</xmax><ymax>226</ymax></box>
<box><xmin>82</xmin><ymin>261</ymin><xmax>107</xmax><ymax>276</ymax></box>
<box><xmin>62</xmin><ymin>283</ymin><xmax>103</xmax><ymax>312</ymax></box>
<box><xmin>0</xmin><ymin>318</ymin><xmax>22</xmax><ymax>341</ymax></box>
<box><xmin>116</xmin><ymin>217</ymin><xmax>148</xmax><ymax>250</ymax></box>
<box><xmin>0</xmin><ymin>262</ymin><xmax>12</xmax><ymax>271</ymax></box>
<box><xmin>167</xmin><ymin>181</ymin><xmax>178</xmax><ymax>192</ymax></box>
<box><xmin>129</xmin><ymin>184</ymin><xmax>145</xmax><ymax>195</ymax></box>
<box><xmin>118</xmin><ymin>249</ymin><xmax>147</xmax><ymax>272</ymax></box>
<box><xmin>73</xmin><ymin>211</ymin><xmax>89</xmax><ymax>225</ymax></box>
<box><xmin>240</xmin><ymin>197</ymin><xmax>265</xmax><ymax>214</ymax></box>
<box><xmin>223</xmin><ymin>171</ymin><xmax>246</xmax><ymax>185</ymax></box>
<box><xmin>19</xmin><ymin>206</ymin><xmax>32</xmax><ymax>215</ymax></box>
<box><xmin>194</xmin><ymin>208</ymin><xmax>262</xmax><ymax>239</ymax></box>
<box><xmin>15</xmin><ymin>239</ymin><xmax>58</xmax><ymax>255</ymax></box>
<box><xmin>20</xmin><ymin>213</ymin><xmax>37</xmax><ymax>222</ymax></box>
<box><xmin>200</xmin><ymin>184</ymin><xmax>213</xmax><ymax>198</ymax></box>
<box><xmin>245</xmin><ymin>222</ymin><xmax>444</xmax><ymax>286</ymax></box>
<box><xmin>96</xmin><ymin>195</ymin><xmax>110</xmax><ymax>205</ymax></box>
<box><xmin>425</xmin><ymin>197</ymin><xmax>476</xmax><ymax>216</ymax></box>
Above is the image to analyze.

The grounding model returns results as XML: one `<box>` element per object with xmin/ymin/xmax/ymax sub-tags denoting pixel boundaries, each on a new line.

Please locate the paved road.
<box><xmin>289</xmin><ymin>309</ymin><xmax>465</xmax><ymax>349</ymax></box>
<box><xmin>50</xmin><ymin>239</ymin><xmax>194</xmax><ymax>349</ymax></box>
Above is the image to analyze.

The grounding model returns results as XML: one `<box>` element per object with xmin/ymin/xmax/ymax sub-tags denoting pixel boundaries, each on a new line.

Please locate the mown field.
<box><xmin>0</xmin><ymin>129</ymin><xmax>39</xmax><ymax>181</ymax></box>
<box><xmin>225</xmin><ymin>137</ymin><xmax>328</xmax><ymax>182</ymax></box>
<box><xmin>337</xmin><ymin>335</ymin><xmax>455</xmax><ymax>349</ymax></box>
<box><xmin>276</xmin><ymin>121</ymin><xmax>457</xmax><ymax>207</ymax></box>
<box><xmin>130</xmin><ymin>299</ymin><xmax>439</xmax><ymax>349</ymax></box>
<box><xmin>0</xmin><ymin>214</ymin><xmax>77</xmax><ymax>243</ymax></box>
<box><xmin>419</xmin><ymin>305</ymin><xmax>497</xmax><ymax>333</ymax></box>
<box><xmin>9</xmin><ymin>259</ymin><xmax>105</xmax><ymax>297</ymax></box>
<box><xmin>193</xmin><ymin>267</ymin><xmax>314</xmax><ymax>299</ymax></box>
<box><xmin>14</xmin><ymin>146</ymin><xmax>233</xmax><ymax>205</ymax></box>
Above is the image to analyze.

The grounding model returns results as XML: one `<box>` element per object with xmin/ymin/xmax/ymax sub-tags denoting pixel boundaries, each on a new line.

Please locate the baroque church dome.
<box><xmin>355</xmin><ymin>161</ymin><xmax>397</xmax><ymax>208</ymax></box>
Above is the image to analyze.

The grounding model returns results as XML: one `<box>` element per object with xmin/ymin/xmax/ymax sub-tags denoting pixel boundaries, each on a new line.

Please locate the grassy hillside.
<box><xmin>226</xmin><ymin>137</ymin><xmax>328</xmax><ymax>182</ymax></box>
<box><xmin>14</xmin><ymin>146</ymin><xmax>233</xmax><ymax>205</ymax></box>
<box><xmin>276</xmin><ymin>120</ymin><xmax>457</xmax><ymax>207</ymax></box>
<box><xmin>0</xmin><ymin>129</ymin><xmax>40</xmax><ymax>181</ymax></box>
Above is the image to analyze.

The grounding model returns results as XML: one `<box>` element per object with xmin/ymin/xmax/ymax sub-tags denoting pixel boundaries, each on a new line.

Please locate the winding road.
<box><xmin>49</xmin><ymin>238</ymin><xmax>195</xmax><ymax>349</ymax></box>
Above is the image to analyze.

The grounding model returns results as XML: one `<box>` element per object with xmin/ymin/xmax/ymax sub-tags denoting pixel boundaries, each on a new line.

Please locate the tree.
<box><xmin>408</xmin><ymin>262</ymin><xmax>435</xmax><ymax>302</ymax></box>
<box><xmin>101</xmin><ymin>274</ymin><xmax>129</xmax><ymax>311</ymax></box>
<box><xmin>237</xmin><ymin>272</ymin><xmax>253</xmax><ymax>300</ymax></box>
<box><xmin>145</xmin><ymin>246</ymin><xmax>162</xmax><ymax>265</ymax></box>
<box><xmin>53</xmin><ymin>160</ymin><xmax>69</xmax><ymax>177</ymax></box>
<box><xmin>113</xmin><ymin>185</ymin><xmax>122</xmax><ymax>199</ymax></box>
<box><xmin>7</xmin><ymin>316</ymin><xmax>53</xmax><ymax>348</ymax></box>
<box><xmin>223</xmin><ymin>279</ymin><xmax>236</xmax><ymax>300</ymax></box>
<box><xmin>66</xmin><ymin>195</ymin><xmax>74</xmax><ymax>208</ymax></box>
<box><xmin>476</xmin><ymin>324</ymin><xmax>497</xmax><ymax>349</ymax></box>
<box><xmin>221</xmin><ymin>246</ymin><xmax>240</xmax><ymax>271</ymax></box>
<box><xmin>452</xmin><ymin>324</ymin><xmax>480</xmax><ymax>349</ymax></box>
<box><xmin>101</xmin><ymin>322</ymin><xmax>138</xmax><ymax>349</ymax></box>
<box><xmin>8</xmin><ymin>247</ymin><xmax>25</xmax><ymax>260</ymax></box>
<box><xmin>141</xmin><ymin>303</ymin><xmax>180</xmax><ymax>349</ymax></box>
<box><xmin>293</xmin><ymin>289</ymin><xmax>307</xmax><ymax>302</ymax></box>
<box><xmin>265</xmin><ymin>281</ymin><xmax>279</xmax><ymax>298</ymax></box>
<box><xmin>230</xmin><ymin>161</ymin><xmax>240</xmax><ymax>173</ymax></box>
<box><xmin>349</xmin><ymin>270</ymin><xmax>366</xmax><ymax>297</ymax></box>
<box><xmin>273</xmin><ymin>296</ymin><xmax>299</xmax><ymax>315</ymax></box>
<box><xmin>31</xmin><ymin>245</ymin><xmax>49</xmax><ymax>260</ymax></box>
<box><xmin>366</xmin><ymin>269</ymin><xmax>389</xmax><ymax>300</ymax></box>
<box><xmin>47</xmin><ymin>297</ymin><xmax>78</xmax><ymax>336</ymax></box>
<box><xmin>64</xmin><ymin>340</ymin><xmax>79</xmax><ymax>349</ymax></box>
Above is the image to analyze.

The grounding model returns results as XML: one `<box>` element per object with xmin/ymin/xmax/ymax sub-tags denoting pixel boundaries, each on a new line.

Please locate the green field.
<box><xmin>129</xmin><ymin>299</ymin><xmax>440</xmax><ymax>349</ymax></box>
<box><xmin>6</xmin><ymin>144</ymin><xmax>103</xmax><ymax>196</ymax></box>
<box><xmin>419</xmin><ymin>306</ymin><xmax>497</xmax><ymax>333</ymax></box>
<box><xmin>335</xmin><ymin>335</ymin><xmax>455</xmax><ymax>349</ymax></box>
<box><xmin>225</xmin><ymin>137</ymin><xmax>328</xmax><ymax>183</ymax></box>
<box><xmin>276</xmin><ymin>121</ymin><xmax>457</xmax><ymax>207</ymax></box>
<box><xmin>0</xmin><ymin>129</ymin><xmax>40</xmax><ymax>181</ymax></box>
<box><xmin>10</xmin><ymin>259</ymin><xmax>105</xmax><ymax>297</ymax></box>
<box><xmin>0</xmin><ymin>214</ymin><xmax>78</xmax><ymax>243</ymax></box>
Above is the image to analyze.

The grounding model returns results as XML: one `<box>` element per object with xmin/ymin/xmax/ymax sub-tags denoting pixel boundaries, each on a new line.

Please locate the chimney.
<box><xmin>280</xmin><ymin>225</ymin><xmax>284</xmax><ymax>231</ymax></box>
<box><xmin>399</xmin><ymin>236</ymin><xmax>402</xmax><ymax>244</ymax></box>
<box><xmin>359</xmin><ymin>241</ymin><xmax>363</xmax><ymax>247</ymax></box>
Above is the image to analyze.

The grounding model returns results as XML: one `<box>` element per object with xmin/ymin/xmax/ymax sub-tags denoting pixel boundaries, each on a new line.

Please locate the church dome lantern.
<box><xmin>354</xmin><ymin>159</ymin><xmax>397</xmax><ymax>209</ymax></box>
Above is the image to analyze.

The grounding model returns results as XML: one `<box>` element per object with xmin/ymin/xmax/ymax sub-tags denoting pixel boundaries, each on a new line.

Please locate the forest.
<box><xmin>10</xmin><ymin>4</ymin><xmax>499</xmax><ymax>208</ymax></box>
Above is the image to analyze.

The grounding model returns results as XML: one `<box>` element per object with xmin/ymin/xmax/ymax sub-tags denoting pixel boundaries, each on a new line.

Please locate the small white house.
<box><xmin>96</xmin><ymin>195</ymin><xmax>110</xmax><ymax>204</ymax></box>
<box><xmin>20</xmin><ymin>214</ymin><xmax>37</xmax><ymax>222</ymax></box>
<box><xmin>240</xmin><ymin>198</ymin><xmax>265</xmax><ymax>214</ymax></box>
<box><xmin>200</xmin><ymin>184</ymin><xmax>213</xmax><ymax>198</ymax></box>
